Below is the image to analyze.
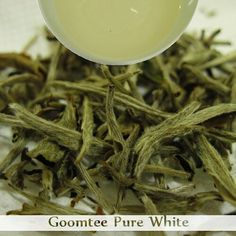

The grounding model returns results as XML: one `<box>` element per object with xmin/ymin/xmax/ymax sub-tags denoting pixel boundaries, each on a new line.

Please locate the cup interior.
<box><xmin>38</xmin><ymin>0</ymin><xmax>198</xmax><ymax>65</ymax></box>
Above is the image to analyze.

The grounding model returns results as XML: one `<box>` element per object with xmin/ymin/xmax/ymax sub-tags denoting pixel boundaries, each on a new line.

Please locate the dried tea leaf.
<box><xmin>77</xmin><ymin>163</ymin><xmax>114</xmax><ymax>213</ymax></box>
<box><xmin>27</xmin><ymin>139</ymin><xmax>65</xmax><ymax>163</ymax></box>
<box><xmin>10</xmin><ymin>103</ymin><xmax>81</xmax><ymax>150</ymax></box>
<box><xmin>75</xmin><ymin>96</ymin><xmax>94</xmax><ymax>163</ymax></box>
<box><xmin>134</xmin><ymin>101</ymin><xmax>201</xmax><ymax>178</ymax></box>
<box><xmin>154</xmin><ymin>191</ymin><xmax>222</xmax><ymax>214</ymax></box>
<box><xmin>0</xmin><ymin>53</ymin><xmax>46</xmax><ymax>77</ymax></box>
<box><xmin>197</xmin><ymin>135</ymin><xmax>236</xmax><ymax>206</ymax></box>
<box><xmin>134</xmin><ymin>103</ymin><xmax>236</xmax><ymax>178</ymax></box>
<box><xmin>0</xmin><ymin>135</ymin><xmax>27</xmax><ymax>174</ymax></box>
<box><xmin>7</xmin><ymin>186</ymin><xmax>92</xmax><ymax>215</ymax></box>
<box><xmin>50</xmin><ymin>80</ymin><xmax>171</xmax><ymax>119</ymax></box>
<box><xmin>144</xmin><ymin>164</ymin><xmax>191</xmax><ymax>179</ymax></box>
<box><xmin>134</xmin><ymin>183</ymin><xmax>194</xmax><ymax>199</ymax></box>
<box><xmin>39</xmin><ymin>168</ymin><xmax>54</xmax><ymax>200</ymax></box>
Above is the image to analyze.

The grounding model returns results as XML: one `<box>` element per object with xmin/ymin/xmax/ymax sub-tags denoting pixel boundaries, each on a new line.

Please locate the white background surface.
<box><xmin>0</xmin><ymin>0</ymin><xmax>236</xmax><ymax>235</ymax></box>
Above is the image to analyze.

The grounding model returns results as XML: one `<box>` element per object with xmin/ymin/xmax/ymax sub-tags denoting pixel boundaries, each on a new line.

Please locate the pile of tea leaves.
<box><xmin>0</xmin><ymin>29</ymin><xmax>236</xmax><ymax>216</ymax></box>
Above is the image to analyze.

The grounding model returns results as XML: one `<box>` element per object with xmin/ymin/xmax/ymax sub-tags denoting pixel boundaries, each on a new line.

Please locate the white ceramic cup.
<box><xmin>38</xmin><ymin>0</ymin><xmax>198</xmax><ymax>65</ymax></box>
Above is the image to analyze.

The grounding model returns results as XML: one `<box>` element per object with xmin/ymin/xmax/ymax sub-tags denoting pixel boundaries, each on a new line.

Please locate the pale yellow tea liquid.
<box><xmin>50</xmin><ymin>0</ymin><xmax>184</xmax><ymax>63</ymax></box>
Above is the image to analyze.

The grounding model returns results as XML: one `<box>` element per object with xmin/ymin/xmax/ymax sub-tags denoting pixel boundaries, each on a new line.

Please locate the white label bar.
<box><xmin>0</xmin><ymin>215</ymin><xmax>235</xmax><ymax>231</ymax></box>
